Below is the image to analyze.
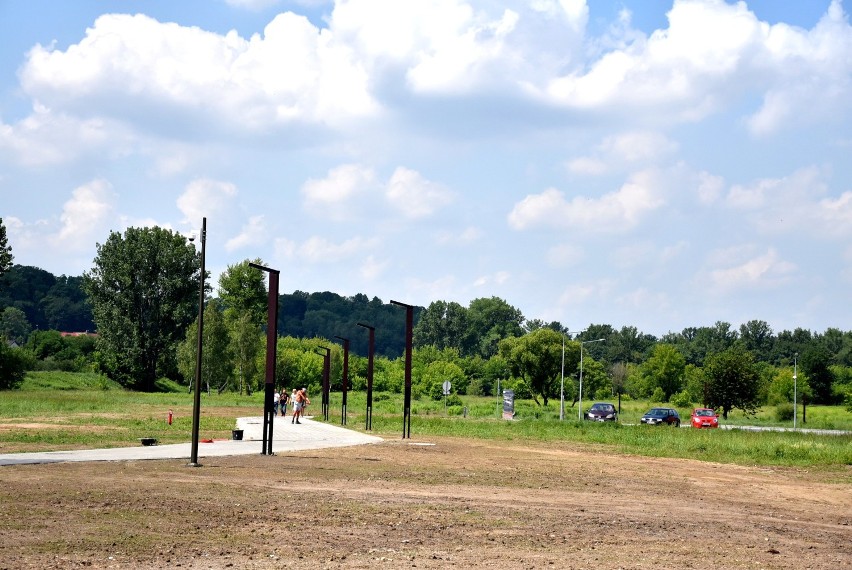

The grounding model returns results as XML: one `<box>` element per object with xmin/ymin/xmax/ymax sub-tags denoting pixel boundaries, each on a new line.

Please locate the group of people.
<box><xmin>272</xmin><ymin>387</ymin><xmax>310</xmax><ymax>424</ymax></box>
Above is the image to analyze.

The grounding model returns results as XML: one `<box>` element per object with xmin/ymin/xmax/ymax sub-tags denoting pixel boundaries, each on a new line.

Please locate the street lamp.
<box><xmin>578</xmin><ymin>338</ymin><xmax>606</xmax><ymax>421</ymax></box>
<box><xmin>559</xmin><ymin>330</ymin><xmax>586</xmax><ymax>421</ymax></box>
<box><xmin>793</xmin><ymin>352</ymin><xmax>798</xmax><ymax>430</ymax></box>
<box><xmin>188</xmin><ymin>217</ymin><xmax>206</xmax><ymax>468</ymax></box>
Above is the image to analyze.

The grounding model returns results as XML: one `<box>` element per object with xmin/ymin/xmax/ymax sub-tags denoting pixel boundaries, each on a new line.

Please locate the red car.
<box><xmin>691</xmin><ymin>408</ymin><xmax>719</xmax><ymax>428</ymax></box>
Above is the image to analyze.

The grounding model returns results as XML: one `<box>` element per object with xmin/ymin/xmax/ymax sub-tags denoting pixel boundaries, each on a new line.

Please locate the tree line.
<box><xmin>1</xmin><ymin>223</ymin><xmax>851</xmax><ymax>415</ymax></box>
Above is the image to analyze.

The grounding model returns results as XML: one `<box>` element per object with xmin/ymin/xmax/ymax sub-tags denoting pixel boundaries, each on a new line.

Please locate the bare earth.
<box><xmin>0</xmin><ymin>437</ymin><xmax>849</xmax><ymax>569</ymax></box>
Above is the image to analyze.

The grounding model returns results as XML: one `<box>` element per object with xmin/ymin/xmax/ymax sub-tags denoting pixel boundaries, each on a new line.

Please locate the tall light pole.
<box><xmin>560</xmin><ymin>330</ymin><xmax>586</xmax><ymax>421</ymax></box>
<box><xmin>188</xmin><ymin>217</ymin><xmax>206</xmax><ymax>468</ymax></box>
<box><xmin>578</xmin><ymin>338</ymin><xmax>606</xmax><ymax>421</ymax></box>
<box><xmin>793</xmin><ymin>352</ymin><xmax>798</xmax><ymax>430</ymax></box>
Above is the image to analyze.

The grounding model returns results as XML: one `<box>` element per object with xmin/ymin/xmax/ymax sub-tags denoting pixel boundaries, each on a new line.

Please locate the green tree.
<box><xmin>413</xmin><ymin>301</ymin><xmax>470</xmax><ymax>352</ymax></box>
<box><xmin>499</xmin><ymin>328</ymin><xmax>570</xmax><ymax>406</ymax></box>
<box><xmin>467</xmin><ymin>297</ymin><xmax>524</xmax><ymax>358</ymax></box>
<box><xmin>0</xmin><ymin>307</ymin><xmax>31</xmax><ymax>345</ymax></box>
<box><xmin>801</xmin><ymin>345</ymin><xmax>834</xmax><ymax>404</ymax></box>
<box><xmin>0</xmin><ymin>218</ymin><xmax>13</xmax><ymax>276</ymax></box>
<box><xmin>217</xmin><ymin>259</ymin><xmax>268</xmax><ymax>324</ymax></box>
<box><xmin>177</xmin><ymin>299</ymin><xmax>233</xmax><ymax>393</ymax></box>
<box><xmin>229</xmin><ymin>313</ymin><xmax>263</xmax><ymax>394</ymax></box>
<box><xmin>704</xmin><ymin>346</ymin><xmax>760</xmax><ymax>419</ymax></box>
<box><xmin>83</xmin><ymin>227</ymin><xmax>201</xmax><ymax>390</ymax></box>
<box><xmin>640</xmin><ymin>344</ymin><xmax>686</xmax><ymax>401</ymax></box>
<box><xmin>739</xmin><ymin>320</ymin><xmax>774</xmax><ymax>363</ymax></box>
<box><xmin>0</xmin><ymin>341</ymin><xmax>27</xmax><ymax>389</ymax></box>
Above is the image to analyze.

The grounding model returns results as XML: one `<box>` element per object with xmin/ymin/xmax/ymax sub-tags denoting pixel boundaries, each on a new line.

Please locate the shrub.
<box><xmin>775</xmin><ymin>403</ymin><xmax>794</xmax><ymax>422</ymax></box>
<box><xmin>670</xmin><ymin>389</ymin><xmax>692</xmax><ymax>408</ymax></box>
<box><xmin>651</xmin><ymin>387</ymin><xmax>665</xmax><ymax>403</ymax></box>
<box><xmin>0</xmin><ymin>343</ymin><xmax>27</xmax><ymax>389</ymax></box>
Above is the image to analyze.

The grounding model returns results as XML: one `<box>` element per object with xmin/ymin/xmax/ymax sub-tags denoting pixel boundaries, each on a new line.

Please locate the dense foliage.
<box><xmin>83</xmin><ymin>227</ymin><xmax>201</xmax><ymax>391</ymax></box>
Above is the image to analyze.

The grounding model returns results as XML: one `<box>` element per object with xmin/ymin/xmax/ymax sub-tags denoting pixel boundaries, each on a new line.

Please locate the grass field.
<box><xmin>1</xmin><ymin>371</ymin><xmax>850</xmax><ymax>469</ymax></box>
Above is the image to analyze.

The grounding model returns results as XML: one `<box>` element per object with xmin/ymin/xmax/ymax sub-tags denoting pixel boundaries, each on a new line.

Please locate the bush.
<box><xmin>775</xmin><ymin>403</ymin><xmax>794</xmax><ymax>422</ymax></box>
<box><xmin>650</xmin><ymin>387</ymin><xmax>666</xmax><ymax>403</ymax></box>
<box><xmin>0</xmin><ymin>343</ymin><xmax>27</xmax><ymax>389</ymax></box>
<box><xmin>670</xmin><ymin>390</ymin><xmax>692</xmax><ymax>408</ymax></box>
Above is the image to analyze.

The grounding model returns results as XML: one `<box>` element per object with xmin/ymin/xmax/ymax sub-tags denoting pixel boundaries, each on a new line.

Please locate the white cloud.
<box><xmin>301</xmin><ymin>164</ymin><xmax>376</xmax><ymax>220</ymax></box>
<box><xmin>567</xmin><ymin>131</ymin><xmax>678</xmax><ymax>175</ymax></box>
<box><xmin>20</xmin><ymin>12</ymin><xmax>378</xmax><ymax>133</ymax></box>
<box><xmin>385</xmin><ymin>166</ymin><xmax>453</xmax><ymax>219</ymax></box>
<box><xmin>278</xmin><ymin>235</ymin><xmax>379</xmax><ymax>262</ymax></box>
<box><xmin>225</xmin><ymin>215</ymin><xmax>266</xmax><ymax>251</ymax></box>
<box><xmin>508</xmin><ymin>169</ymin><xmax>665</xmax><ymax>232</ymax></box>
<box><xmin>360</xmin><ymin>254</ymin><xmax>389</xmax><ymax>281</ymax></box>
<box><xmin>177</xmin><ymin>178</ymin><xmax>238</xmax><ymax>224</ymax></box>
<box><xmin>706</xmin><ymin>247</ymin><xmax>796</xmax><ymax>291</ymax></box>
<box><xmin>473</xmin><ymin>270</ymin><xmax>510</xmax><ymax>288</ymax></box>
<box><xmin>55</xmin><ymin>179</ymin><xmax>116</xmax><ymax>250</ymax></box>
<box><xmin>436</xmin><ymin>226</ymin><xmax>483</xmax><ymax>245</ymax></box>
<box><xmin>536</xmin><ymin>0</ymin><xmax>852</xmax><ymax>131</ymax></box>
<box><xmin>0</xmin><ymin>104</ymin><xmax>126</xmax><ymax>167</ymax></box>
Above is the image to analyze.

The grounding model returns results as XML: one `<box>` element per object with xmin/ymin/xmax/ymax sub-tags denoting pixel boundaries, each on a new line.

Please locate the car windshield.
<box><xmin>695</xmin><ymin>409</ymin><xmax>714</xmax><ymax>417</ymax></box>
<box><xmin>591</xmin><ymin>404</ymin><xmax>613</xmax><ymax>412</ymax></box>
<box><xmin>647</xmin><ymin>409</ymin><xmax>667</xmax><ymax>416</ymax></box>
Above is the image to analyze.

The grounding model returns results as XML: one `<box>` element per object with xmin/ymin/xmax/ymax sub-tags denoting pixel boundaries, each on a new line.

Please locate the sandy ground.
<box><xmin>0</xmin><ymin>437</ymin><xmax>849</xmax><ymax>569</ymax></box>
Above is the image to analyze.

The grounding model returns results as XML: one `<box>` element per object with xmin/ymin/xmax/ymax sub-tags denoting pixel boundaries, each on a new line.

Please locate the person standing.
<box><xmin>292</xmin><ymin>388</ymin><xmax>303</xmax><ymax>424</ymax></box>
<box><xmin>273</xmin><ymin>389</ymin><xmax>280</xmax><ymax>416</ymax></box>
<box><xmin>279</xmin><ymin>389</ymin><xmax>289</xmax><ymax>417</ymax></box>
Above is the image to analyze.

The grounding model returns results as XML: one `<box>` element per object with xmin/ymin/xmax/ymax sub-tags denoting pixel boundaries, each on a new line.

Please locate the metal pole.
<box><xmin>391</xmin><ymin>300</ymin><xmax>413</xmax><ymax>438</ymax></box>
<box><xmin>316</xmin><ymin>347</ymin><xmax>331</xmax><ymax>421</ymax></box>
<box><xmin>578</xmin><ymin>346</ymin><xmax>584</xmax><ymax>421</ymax></box>
<box><xmin>188</xmin><ymin>217</ymin><xmax>206</xmax><ymax>468</ymax></box>
<box><xmin>249</xmin><ymin>263</ymin><xmax>280</xmax><ymax>455</ymax></box>
<box><xmin>560</xmin><ymin>336</ymin><xmax>565</xmax><ymax>421</ymax></box>
<box><xmin>334</xmin><ymin>336</ymin><xmax>350</xmax><ymax>426</ymax></box>
<box><xmin>793</xmin><ymin>353</ymin><xmax>798</xmax><ymax>430</ymax></box>
<box><xmin>357</xmin><ymin>323</ymin><xmax>375</xmax><ymax>430</ymax></box>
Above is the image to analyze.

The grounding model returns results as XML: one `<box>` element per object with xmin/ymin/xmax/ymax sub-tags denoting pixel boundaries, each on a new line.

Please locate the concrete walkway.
<box><xmin>0</xmin><ymin>416</ymin><xmax>383</xmax><ymax>466</ymax></box>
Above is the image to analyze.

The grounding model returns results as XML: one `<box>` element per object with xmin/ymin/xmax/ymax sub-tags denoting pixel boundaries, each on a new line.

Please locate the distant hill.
<box><xmin>1</xmin><ymin>265</ymin><xmax>420</xmax><ymax>357</ymax></box>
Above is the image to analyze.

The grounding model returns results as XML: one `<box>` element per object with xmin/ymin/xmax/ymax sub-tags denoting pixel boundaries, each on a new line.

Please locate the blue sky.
<box><xmin>2</xmin><ymin>0</ymin><xmax>851</xmax><ymax>337</ymax></box>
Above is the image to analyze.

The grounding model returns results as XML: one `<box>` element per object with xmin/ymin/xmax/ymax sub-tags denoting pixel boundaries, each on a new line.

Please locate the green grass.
<box><xmin>2</xmin><ymin>372</ymin><xmax>851</xmax><ymax>469</ymax></box>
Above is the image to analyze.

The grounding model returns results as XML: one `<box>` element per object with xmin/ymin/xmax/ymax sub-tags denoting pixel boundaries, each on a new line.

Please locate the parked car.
<box><xmin>640</xmin><ymin>407</ymin><xmax>680</xmax><ymax>426</ymax></box>
<box><xmin>586</xmin><ymin>402</ymin><xmax>618</xmax><ymax>422</ymax></box>
<box><xmin>691</xmin><ymin>408</ymin><xmax>719</xmax><ymax>428</ymax></box>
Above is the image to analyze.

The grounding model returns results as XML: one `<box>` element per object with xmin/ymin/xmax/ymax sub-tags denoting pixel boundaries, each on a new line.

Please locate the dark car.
<box><xmin>586</xmin><ymin>402</ymin><xmax>618</xmax><ymax>422</ymax></box>
<box><xmin>641</xmin><ymin>407</ymin><xmax>681</xmax><ymax>426</ymax></box>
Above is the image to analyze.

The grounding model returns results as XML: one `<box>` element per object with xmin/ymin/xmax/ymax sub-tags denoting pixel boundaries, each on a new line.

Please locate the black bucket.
<box><xmin>232</xmin><ymin>429</ymin><xmax>244</xmax><ymax>440</ymax></box>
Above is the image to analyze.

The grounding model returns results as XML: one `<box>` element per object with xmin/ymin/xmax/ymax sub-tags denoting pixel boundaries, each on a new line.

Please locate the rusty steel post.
<box><xmin>334</xmin><ymin>336</ymin><xmax>350</xmax><ymax>426</ymax></box>
<box><xmin>390</xmin><ymin>301</ymin><xmax>413</xmax><ymax>439</ymax></box>
<box><xmin>249</xmin><ymin>263</ymin><xmax>280</xmax><ymax>455</ymax></box>
<box><xmin>356</xmin><ymin>322</ymin><xmax>375</xmax><ymax>431</ymax></box>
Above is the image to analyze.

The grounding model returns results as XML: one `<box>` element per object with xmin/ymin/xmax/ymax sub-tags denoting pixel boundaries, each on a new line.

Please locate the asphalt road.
<box><xmin>0</xmin><ymin>416</ymin><xmax>384</xmax><ymax>466</ymax></box>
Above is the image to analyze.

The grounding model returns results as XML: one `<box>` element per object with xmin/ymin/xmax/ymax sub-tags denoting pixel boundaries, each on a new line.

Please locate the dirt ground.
<box><xmin>0</xmin><ymin>437</ymin><xmax>849</xmax><ymax>569</ymax></box>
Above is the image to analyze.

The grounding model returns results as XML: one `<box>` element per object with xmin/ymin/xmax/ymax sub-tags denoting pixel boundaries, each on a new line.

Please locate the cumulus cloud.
<box><xmin>301</xmin><ymin>164</ymin><xmax>376</xmax><ymax>220</ymax></box>
<box><xmin>567</xmin><ymin>131</ymin><xmax>678</xmax><ymax>174</ymax></box>
<box><xmin>385</xmin><ymin>166</ymin><xmax>453</xmax><ymax>219</ymax></box>
<box><xmin>55</xmin><ymin>179</ymin><xmax>116</xmax><ymax>249</ymax></box>
<box><xmin>706</xmin><ymin>247</ymin><xmax>796</xmax><ymax>291</ymax></box>
<box><xmin>723</xmin><ymin>166</ymin><xmax>852</xmax><ymax>237</ymax></box>
<box><xmin>225</xmin><ymin>215</ymin><xmax>267</xmax><ymax>251</ymax></box>
<box><xmin>177</xmin><ymin>178</ymin><xmax>238</xmax><ymax>223</ymax></box>
<box><xmin>508</xmin><ymin>169</ymin><xmax>665</xmax><ymax>232</ymax></box>
<box><xmin>276</xmin><ymin>235</ymin><xmax>379</xmax><ymax>262</ymax></box>
<box><xmin>20</xmin><ymin>12</ymin><xmax>378</xmax><ymax>133</ymax></box>
<box><xmin>537</xmin><ymin>0</ymin><xmax>852</xmax><ymax>131</ymax></box>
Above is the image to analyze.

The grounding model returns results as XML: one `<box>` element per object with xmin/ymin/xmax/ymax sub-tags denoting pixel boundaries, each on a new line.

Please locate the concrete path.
<box><xmin>0</xmin><ymin>416</ymin><xmax>383</xmax><ymax>466</ymax></box>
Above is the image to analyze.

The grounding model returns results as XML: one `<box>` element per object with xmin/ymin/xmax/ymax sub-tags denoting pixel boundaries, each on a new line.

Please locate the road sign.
<box><xmin>442</xmin><ymin>380</ymin><xmax>451</xmax><ymax>395</ymax></box>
